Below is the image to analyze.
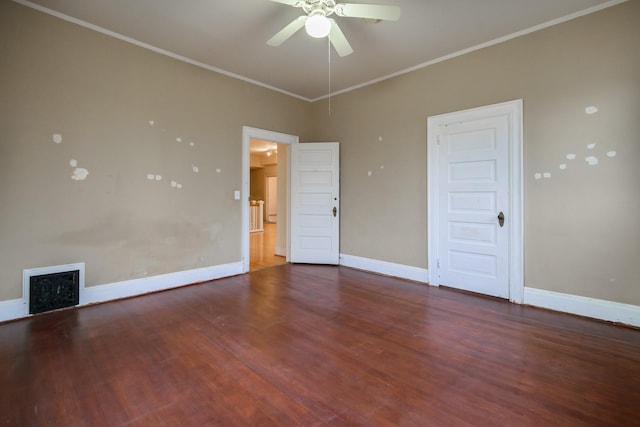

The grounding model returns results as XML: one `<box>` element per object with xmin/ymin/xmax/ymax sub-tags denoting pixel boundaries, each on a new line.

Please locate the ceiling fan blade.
<box><xmin>267</xmin><ymin>16</ymin><xmax>307</xmax><ymax>47</ymax></box>
<box><xmin>268</xmin><ymin>0</ymin><xmax>303</xmax><ymax>6</ymax></box>
<box><xmin>334</xmin><ymin>3</ymin><xmax>401</xmax><ymax>21</ymax></box>
<box><xmin>328</xmin><ymin>19</ymin><xmax>353</xmax><ymax>57</ymax></box>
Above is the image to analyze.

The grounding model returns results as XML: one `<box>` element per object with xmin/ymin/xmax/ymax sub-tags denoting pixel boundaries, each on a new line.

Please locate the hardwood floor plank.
<box><xmin>250</xmin><ymin>222</ymin><xmax>286</xmax><ymax>271</ymax></box>
<box><xmin>1</xmin><ymin>264</ymin><xmax>639</xmax><ymax>426</ymax></box>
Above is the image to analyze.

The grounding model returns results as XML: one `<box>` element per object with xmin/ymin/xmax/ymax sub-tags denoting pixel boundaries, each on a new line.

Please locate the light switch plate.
<box><xmin>234</xmin><ymin>190</ymin><xmax>240</xmax><ymax>200</ymax></box>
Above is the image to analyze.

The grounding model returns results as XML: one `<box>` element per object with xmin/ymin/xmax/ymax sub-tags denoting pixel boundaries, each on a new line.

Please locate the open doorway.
<box><xmin>241</xmin><ymin>126</ymin><xmax>298</xmax><ymax>273</ymax></box>
<box><xmin>249</xmin><ymin>139</ymin><xmax>287</xmax><ymax>270</ymax></box>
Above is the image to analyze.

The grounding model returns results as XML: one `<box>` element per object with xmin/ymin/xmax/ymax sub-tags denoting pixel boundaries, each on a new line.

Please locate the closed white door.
<box><xmin>437</xmin><ymin>115</ymin><xmax>509</xmax><ymax>297</ymax></box>
<box><xmin>290</xmin><ymin>143</ymin><xmax>340</xmax><ymax>264</ymax></box>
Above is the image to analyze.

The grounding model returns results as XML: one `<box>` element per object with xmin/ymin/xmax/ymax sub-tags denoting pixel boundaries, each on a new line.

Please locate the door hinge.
<box><xmin>437</xmin><ymin>259</ymin><xmax>440</xmax><ymax>269</ymax></box>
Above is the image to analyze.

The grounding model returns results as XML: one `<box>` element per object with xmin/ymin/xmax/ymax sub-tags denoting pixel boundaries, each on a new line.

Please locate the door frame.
<box><xmin>242</xmin><ymin>126</ymin><xmax>298</xmax><ymax>273</ymax></box>
<box><xmin>427</xmin><ymin>99</ymin><xmax>524</xmax><ymax>303</ymax></box>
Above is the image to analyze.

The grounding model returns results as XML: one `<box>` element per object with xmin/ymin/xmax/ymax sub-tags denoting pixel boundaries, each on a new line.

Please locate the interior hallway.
<box><xmin>250</xmin><ymin>222</ymin><xmax>287</xmax><ymax>271</ymax></box>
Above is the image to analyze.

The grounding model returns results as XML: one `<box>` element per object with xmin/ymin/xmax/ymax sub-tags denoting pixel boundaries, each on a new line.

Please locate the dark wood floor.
<box><xmin>1</xmin><ymin>264</ymin><xmax>639</xmax><ymax>426</ymax></box>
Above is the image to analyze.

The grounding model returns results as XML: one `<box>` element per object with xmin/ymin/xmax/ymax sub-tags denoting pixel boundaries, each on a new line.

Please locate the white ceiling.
<box><xmin>16</xmin><ymin>0</ymin><xmax>622</xmax><ymax>101</ymax></box>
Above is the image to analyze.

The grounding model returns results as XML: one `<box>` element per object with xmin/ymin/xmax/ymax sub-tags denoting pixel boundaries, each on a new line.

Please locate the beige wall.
<box><xmin>310</xmin><ymin>1</ymin><xmax>640</xmax><ymax>305</ymax></box>
<box><xmin>1</xmin><ymin>1</ymin><xmax>638</xmax><ymax>308</ymax></box>
<box><xmin>0</xmin><ymin>1</ymin><xmax>312</xmax><ymax>300</ymax></box>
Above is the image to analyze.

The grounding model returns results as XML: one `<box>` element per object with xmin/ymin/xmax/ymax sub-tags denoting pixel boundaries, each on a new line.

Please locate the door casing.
<box><xmin>242</xmin><ymin>126</ymin><xmax>298</xmax><ymax>273</ymax></box>
<box><xmin>427</xmin><ymin>100</ymin><xmax>524</xmax><ymax>303</ymax></box>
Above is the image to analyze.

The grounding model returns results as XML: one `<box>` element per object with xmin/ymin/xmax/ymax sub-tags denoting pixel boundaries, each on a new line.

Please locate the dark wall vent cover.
<box><xmin>29</xmin><ymin>270</ymin><xmax>80</xmax><ymax>314</ymax></box>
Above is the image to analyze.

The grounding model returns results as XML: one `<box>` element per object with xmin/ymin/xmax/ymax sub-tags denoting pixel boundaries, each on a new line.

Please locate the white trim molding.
<box><xmin>82</xmin><ymin>262</ymin><xmax>243</xmax><ymax>305</ymax></box>
<box><xmin>1</xmin><ymin>262</ymin><xmax>242</xmax><ymax>324</ymax></box>
<box><xmin>313</xmin><ymin>1</ymin><xmax>628</xmax><ymax>102</ymax></box>
<box><xmin>340</xmin><ymin>254</ymin><xmax>429</xmax><ymax>284</ymax></box>
<box><xmin>12</xmin><ymin>0</ymin><xmax>310</xmax><ymax>101</ymax></box>
<box><xmin>242</xmin><ymin>126</ymin><xmax>298</xmax><ymax>273</ymax></box>
<box><xmin>13</xmin><ymin>0</ymin><xmax>627</xmax><ymax>103</ymax></box>
<box><xmin>524</xmin><ymin>287</ymin><xmax>640</xmax><ymax>328</ymax></box>
<box><xmin>0</xmin><ymin>298</ymin><xmax>27</xmax><ymax>323</ymax></box>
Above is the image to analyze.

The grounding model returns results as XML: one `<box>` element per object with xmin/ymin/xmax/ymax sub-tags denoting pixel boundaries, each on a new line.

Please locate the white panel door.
<box><xmin>437</xmin><ymin>115</ymin><xmax>509</xmax><ymax>298</ymax></box>
<box><xmin>290</xmin><ymin>143</ymin><xmax>340</xmax><ymax>264</ymax></box>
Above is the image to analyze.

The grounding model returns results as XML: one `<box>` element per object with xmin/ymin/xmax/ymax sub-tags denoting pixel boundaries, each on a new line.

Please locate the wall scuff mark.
<box><xmin>534</xmin><ymin>142</ymin><xmax>618</xmax><ymax>182</ymax></box>
<box><xmin>69</xmin><ymin>158</ymin><xmax>89</xmax><ymax>181</ymax></box>
<box><xmin>585</xmin><ymin>106</ymin><xmax>599</xmax><ymax>115</ymax></box>
<box><xmin>71</xmin><ymin>167</ymin><xmax>89</xmax><ymax>181</ymax></box>
<box><xmin>585</xmin><ymin>156</ymin><xmax>599</xmax><ymax>166</ymax></box>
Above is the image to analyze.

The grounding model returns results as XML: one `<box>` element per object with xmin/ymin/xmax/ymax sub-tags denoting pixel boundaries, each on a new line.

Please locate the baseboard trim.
<box><xmin>274</xmin><ymin>246</ymin><xmax>286</xmax><ymax>257</ymax></box>
<box><xmin>82</xmin><ymin>262</ymin><xmax>243</xmax><ymax>305</ymax></box>
<box><xmin>524</xmin><ymin>287</ymin><xmax>640</xmax><ymax>327</ymax></box>
<box><xmin>0</xmin><ymin>298</ymin><xmax>27</xmax><ymax>323</ymax></box>
<box><xmin>6</xmin><ymin>263</ymin><xmax>636</xmax><ymax>328</ymax></box>
<box><xmin>339</xmin><ymin>254</ymin><xmax>429</xmax><ymax>283</ymax></box>
<box><xmin>0</xmin><ymin>262</ymin><xmax>243</xmax><ymax>324</ymax></box>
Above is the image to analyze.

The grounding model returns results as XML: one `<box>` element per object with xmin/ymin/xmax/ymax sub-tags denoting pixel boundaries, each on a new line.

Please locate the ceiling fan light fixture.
<box><xmin>305</xmin><ymin>14</ymin><xmax>331</xmax><ymax>38</ymax></box>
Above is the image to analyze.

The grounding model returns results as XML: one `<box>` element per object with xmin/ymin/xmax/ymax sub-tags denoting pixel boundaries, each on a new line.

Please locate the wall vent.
<box><xmin>29</xmin><ymin>270</ymin><xmax>79</xmax><ymax>314</ymax></box>
<box><xmin>23</xmin><ymin>263</ymin><xmax>85</xmax><ymax>316</ymax></box>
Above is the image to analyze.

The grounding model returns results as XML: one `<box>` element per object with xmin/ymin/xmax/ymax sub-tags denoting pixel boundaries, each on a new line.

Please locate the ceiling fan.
<box><xmin>267</xmin><ymin>0</ymin><xmax>401</xmax><ymax>57</ymax></box>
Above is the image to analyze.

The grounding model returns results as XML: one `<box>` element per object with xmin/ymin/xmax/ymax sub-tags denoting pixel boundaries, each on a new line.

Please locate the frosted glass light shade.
<box><xmin>305</xmin><ymin>14</ymin><xmax>331</xmax><ymax>38</ymax></box>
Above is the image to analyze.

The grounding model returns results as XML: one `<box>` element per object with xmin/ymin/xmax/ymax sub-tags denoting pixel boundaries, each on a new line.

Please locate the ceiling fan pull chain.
<box><xmin>328</xmin><ymin>35</ymin><xmax>331</xmax><ymax>115</ymax></box>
